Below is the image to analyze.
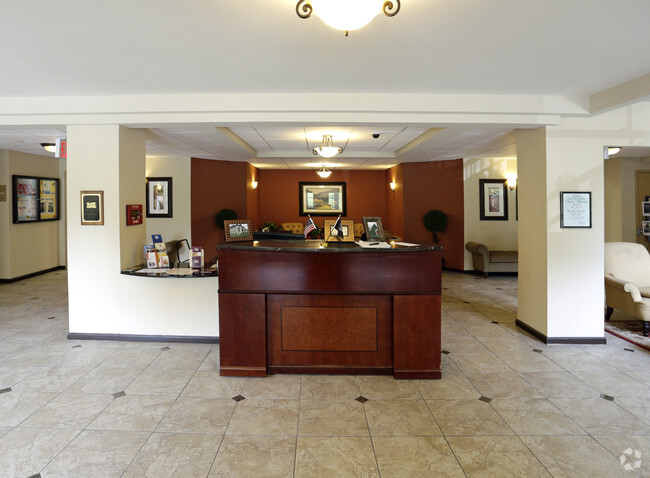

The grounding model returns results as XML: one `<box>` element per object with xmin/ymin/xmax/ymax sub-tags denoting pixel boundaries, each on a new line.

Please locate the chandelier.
<box><xmin>313</xmin><ymin>135</ymin><xmax>342</xmax><ymax>158</ymax></box>
<box><xmin>297</xmin><ymin>0</ymin><xmax>401</xmax><ymax>35</ymax></box>
<box><xmin>316</xmin><ymin>164</ymin><xmax>332</xmax><ymax>178</ymax></box>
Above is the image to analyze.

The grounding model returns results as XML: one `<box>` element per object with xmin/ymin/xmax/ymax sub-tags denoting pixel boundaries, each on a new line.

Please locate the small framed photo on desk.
<box><xmin>324</xmin><ymin>219</ymin><xmax>354</xmax><ymax>242</ymax></box>
<box><xmin>224</xmin><ymin>219</ymin><xmax>254</xmax><ymax>242</ymax></box>
<box><xmin>362</xmin><ymin>217</ymin><xmax>385</xmax><ymax>242</ymax></box>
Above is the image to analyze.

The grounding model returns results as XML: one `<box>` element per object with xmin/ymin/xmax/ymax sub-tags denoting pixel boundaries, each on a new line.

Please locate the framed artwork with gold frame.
<box><xmin>323</xmin><ymin>219</ymin><xmax>354</xmax><ymax>242</ymax></box>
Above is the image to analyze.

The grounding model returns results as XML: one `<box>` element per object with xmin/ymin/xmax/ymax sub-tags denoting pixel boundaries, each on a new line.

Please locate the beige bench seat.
<box><xmin>465</xmin><ymin>241</ymin><xmax>518</xmax><ymax>278</ymax></box>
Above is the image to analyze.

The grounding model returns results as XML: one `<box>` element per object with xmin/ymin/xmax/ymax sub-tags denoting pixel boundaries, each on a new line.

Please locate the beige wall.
<box><xmin>145</xmin><ymin>156</ymin><xmax>192</xmax><ymax>246</ymax></box>
<box><xmin>604</xmin><ymin>157</ymin><xmax>650</xmax><ymax>243</ymax></box>
<box><xmin>0</xmin><ymin>150</ymin><xmax>65</xmax><ymax>279</ymax></box>
<box><xmin>463</xmin><ymin>157</ymin><xmax>518</xmax><ymax>270</ymax></box>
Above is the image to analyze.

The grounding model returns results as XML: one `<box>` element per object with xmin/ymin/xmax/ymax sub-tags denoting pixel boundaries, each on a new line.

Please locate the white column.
<box><xmin>516</xmin><ymin>126</ymin><xmax>606</xmax><ymax>341</ymax></box>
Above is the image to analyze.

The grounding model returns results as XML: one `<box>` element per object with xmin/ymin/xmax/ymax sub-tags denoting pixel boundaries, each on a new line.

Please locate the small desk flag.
<box><xmin>304</xmin><ymin>216</ymin><xmax>316</xmax><ymax>237</ymax></box>
<box><xmin>332</xmin><ymin>215</ymin><xmax>344</xmax><ymax>239</ymax></box>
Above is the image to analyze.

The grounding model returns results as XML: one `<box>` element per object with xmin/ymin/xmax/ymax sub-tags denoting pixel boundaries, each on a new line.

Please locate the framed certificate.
<box><xmin>81</xmin><ymin>191</ymin><xmax>104</xmax><ymax>226</ymax></box>
<box><xmin>560</xmin><ymin>191</ymin><xmax>591</xmax><ymax>228</ymax></box>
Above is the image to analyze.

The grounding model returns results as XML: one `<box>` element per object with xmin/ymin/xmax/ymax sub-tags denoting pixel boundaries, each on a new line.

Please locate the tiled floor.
<box><xmin>1</xmin><ymin>270</ymin><xmax>649</xmax><ymax>477</ymax></box>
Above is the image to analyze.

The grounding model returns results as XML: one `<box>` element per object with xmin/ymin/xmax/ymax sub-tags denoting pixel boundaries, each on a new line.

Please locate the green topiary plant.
<box><xmin>423</xmin><ymin>210</ymin><xmax>448</xmax><ymax>244</ymax></box>
<box><xmin>215</xmin><ymin>209</ymin><xmax>238</xmax><ymax>229</ymax></box>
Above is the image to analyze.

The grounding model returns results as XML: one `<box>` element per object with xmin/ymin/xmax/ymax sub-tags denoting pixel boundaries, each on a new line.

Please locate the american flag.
<box><xmin>304</xmin><ymin>216</ymin><xmax>316</xmax><ymax>237</ymax></box>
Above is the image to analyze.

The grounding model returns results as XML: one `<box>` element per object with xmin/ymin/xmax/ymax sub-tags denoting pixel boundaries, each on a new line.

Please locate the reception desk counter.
<box><xmin>217</xmin><ymin>240</ymin><xmax>442</xmax><ymax>379</ymax></box>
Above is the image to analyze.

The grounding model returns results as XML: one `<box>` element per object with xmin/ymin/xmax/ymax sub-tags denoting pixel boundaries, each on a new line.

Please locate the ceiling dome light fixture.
<box><xmin>41</xmin><ymin>143</ymin><xmax>56</xmax><ymax>153</ymax></box>
<box><xmin>313</xmin><ymin>134</ymin><xmax>342</xmax><ymax>158</ymax></box>
<box><xmin>297</xmin><ymin>0</ymin><xmax>400</xmax><ymax>36</ymax></box>
<box><xmin>316</xmin><ymin>164</ymin><xmax>332</xmax><ymax>178</ymax></box>
<box><xmin>607</xmin><ymin>147</ymin><xmax>621</xmax><ymax>156</ymax></box>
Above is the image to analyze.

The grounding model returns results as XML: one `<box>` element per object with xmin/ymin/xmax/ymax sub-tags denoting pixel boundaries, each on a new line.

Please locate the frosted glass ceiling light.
<box><xmin>313</xmin><ymin>135</ymin><xmax>342</xmax><ymax>158</ymax></box>
<box><xmin>41</xmin><ymin>143</ymin><xmax>56</xmax><ymax>153</ymax></box>
<box><xmin>297</xmin><ymin>0</ymin><xmax>400</xmax><ymax>36</ymax></box>
<box><xmin>316</xmin><ymin>164</ymin><xmax>332</xmax><ymax>178</ymax></box>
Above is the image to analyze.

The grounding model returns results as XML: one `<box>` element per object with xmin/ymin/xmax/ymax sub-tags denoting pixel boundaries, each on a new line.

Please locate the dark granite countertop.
<box><xmin>217</xmin><ymin>239</ymin><xmax>441</xmax><ymax>253</ymax></box>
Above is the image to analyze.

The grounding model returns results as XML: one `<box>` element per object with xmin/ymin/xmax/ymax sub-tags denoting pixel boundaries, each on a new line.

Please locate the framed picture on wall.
<box><xmin>479</xmin><ymin>179</ymin><xmax>508</xmax><ymax>220</ymax></box>
<box><xmin>224</xmin><ymin>219</ymin><xmax>254</xmax><ymax>242</ymax></box>
<box><xmin>146</xmin><ymin>177</ymin><xmax>173</xmax><ymax>218</ymax></box>
<box><xmin>299</xmin><ymin>182</ymin><xmax>347</xmax><ymax>216</ymax></box>
<box><xmin>12</xmin><ymin>175</ymin><xmax>60</xmax><ymax>224</ymax></box>
<box><xmin>643</xmin><ymin>201</ymin><xmax>650</xmax><ymax>216</ymax></box>
<box><xmin>560</xmin><ymin>191</ymin><xmax>591</xmax><ymax>228</ymax></box>
<box><xmin>80</xmin><ymin>191</ymin><xmax>104</xmax><ymax>225</ymax></box>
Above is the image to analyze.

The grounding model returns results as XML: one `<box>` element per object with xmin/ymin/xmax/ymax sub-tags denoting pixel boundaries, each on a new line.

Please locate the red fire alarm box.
<box><xmin>126</xmin><ymin>204</ymin><xmax>143</xmax><ymax>225</ymax></box>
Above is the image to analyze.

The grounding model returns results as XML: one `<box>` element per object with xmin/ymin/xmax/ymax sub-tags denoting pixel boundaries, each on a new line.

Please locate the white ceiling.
<box><xmin>0</xmin><ymin>0</ymin><xmax>649</xmax><ymax>167</ymax></box>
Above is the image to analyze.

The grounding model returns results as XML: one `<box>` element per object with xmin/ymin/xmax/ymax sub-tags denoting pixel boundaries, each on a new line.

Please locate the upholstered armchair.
<box><xmin>604</xmin><ymin>242</ymin><xmax>650</xmax><ymax>336</ymax></box>
<box><xmin>281</xmin><ymin>222</ymin><xmax>304</xmax><ymax>235</ymax></box>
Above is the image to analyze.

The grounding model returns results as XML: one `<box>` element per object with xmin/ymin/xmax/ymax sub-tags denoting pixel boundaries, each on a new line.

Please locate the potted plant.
<box><xmin>215</xmin><ymin>209</ymin><xmax>238</xmax><ymax>229</ymax></box>
<box><xmin>423</xmin><ymin>210</ymin><xmax>448</xmax><ymax>244</ymax></box>
<box><xmin>261</xmin><ymin>221</ymin><xmax>282</xmax><ymax>232</ymax></box>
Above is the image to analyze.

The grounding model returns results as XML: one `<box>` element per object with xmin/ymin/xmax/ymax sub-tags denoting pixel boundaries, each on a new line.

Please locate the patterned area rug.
<box><xmin>605</xmin><ymin>320</ymin><xmax>650</xmax><ymax>351</ymax></box>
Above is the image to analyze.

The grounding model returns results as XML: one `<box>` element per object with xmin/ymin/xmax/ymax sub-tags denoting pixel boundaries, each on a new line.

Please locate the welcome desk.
<box><xmin>217</xmin><ymin>240</ymin><xmax>442</xmax><ymax>379</ymax></box>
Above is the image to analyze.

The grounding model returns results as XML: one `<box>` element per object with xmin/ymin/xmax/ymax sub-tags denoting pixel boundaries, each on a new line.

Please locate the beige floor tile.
<box><xmin>494</xmin><ymin>350</ymin><xmax>564</xmax><ymax>372</ymax></box>
<box><xmin>0</xmin><ymin>364</ymin><xmax>40</xmax><ymax>388</ymax></box>
<box><xmin>551</xmin><ymin>398</ymin><xmax>650</xmax><ymax>435</ymax></box>
<box><xmin>97</xmin><ymin>347</ymin><xmax>162</xmax><ymax>368</ymax></box>
<box><xmin>1</xmin><ymin>343</ymin><xmax>72</xmax><ymax>366</ymax></box>
<box><xmin>240</xmin><ymin>374</ymin><xmax>302</xmax><ymax>399</ymax></box>
<box><xmin>441</xmin><ymin>335</ymin><xmax>489</xmax><ymax>353</ymax></box>
<box><xmin>301</xmin><ymin>375</ymin><xmax>360</xmax><ymax>400</ymax></box>
<box><xmin>66</xmin><ymin>366</ymin><xmax>142</xmax><ymax>394</ymax></box>
<box><xmin>373</xmin><ymin>436</ymin><xmax>464</xmax><ymax>477</ymax></box>
<box><xmin>519</xmin><ymin>371</ymin><xmax>600</xmax><ymax>398</ymax></box>
<box><xmin>448</xmin><ymin>352</ymin><xmax>511</xmax><ymax>374</ymax></box>
<box><xmin>572</xmin><ymin>370</ymin><xmax>650</xmax><ymax>398</ymax></box>
<box><xmin>0</xmin><ymin>390</ymin><xmax>57</xmax><ymax>426</ymax></box>
<box><xmin>465</xmin><ymin>371</ymin><xmax>543</xmax><ymax>399</ymax></box>
<box><xmin>124</xmin><ymin>368</ymin><xmax>194</xmax><ymax>396</ymax></box>
<box><xmin>441</xmin><ymin>322</ymin><xmax>471</xmax><ymax>336</ymax></box>
<box><xmin>0</xmin><ymin>426</ymin><xmax>11</xmax><ymax>438</ymax></box>
<box><xmin>157</xmin><ymin>397</ymin><xmax>235</xmax><ymax>434</ymax></box>
<box><xmin>365</xmin><ymin>399</ymin><xmax>441</xmax><ymax>436</ymax></box>
<box><xmin>181</xmin><ymin>371</ymin><xmax>245</xmax><ymax>398</ymax></box>
<box><xmin>490</xmin><ymin>398</ymin><xmax>585</xmax><ymax>435</ymax></box>
<box><xmin>295</xmin><ymin>436</ymin><xmax>379</xmax><ymax>478</ymax></box>
<box><xmin>299</xmin><ymin>399</ymin><xmax>368</xmax><ymax>436</ymax></box>
<box><xmin>0</xmin><ymin>427</ymin><xmax>80</xmax><ymax>477</ymax></box>
<box><xmin>20</xmin><ymin>392</ymin><xmax>113</xmax><ymax>428</ymax></box>
<box><xmin>356</xmin><ymin>375</ymin><xmax>420</xmax><ymax>399</ymax></box>
<box><xmin>441</xmin><ymin>355</ymin><xmax>461</xmax><ymax>373</ymax></box>
<box><xmin>592</xmin><ymin>435</ymin><xmax>650</xmax><ymax>477</ymax></box>
<box><xmin>147</xmin><ymin>348</ymin><xmax>210</xmax><ymax>370</ymax></box>
<box><xmin>226</xmin><ymin>399</ymin><xmax>299</xmax><ymax>435</ymax></box>
<box><xmin>521</xmin><ymin>435</ymin><xmax>630</xmax><ymax>478</ymax></box>
<box><xmin>427</xmin><ymin>399</ymin><xmax>513</xmax><ymax>435</ymax></box>
<box><xmin>11</xmin><ymin>365</ymin><xmax>90</xmax><ymax>392</ymax></box>
<box><xmin>447</xmin><ymin>435</ymin><xmax>551</xmax><ymax>477</ymax></box>
<box><xmin>415</xmin><ymin>373</ymin><xmax>481</xmax><ymax>400</ymax></box>
<box><xmin>210</xmin><ymin>435</ymin><xmax>296</xmax><ymax>478</ymax></box>
<box><xmin>48</xmin><ymin>346</ymin><xmax>121</xmax><ymax>367</ymax></box>
<box><xmin>198</xmin><ymin>348</ymin><xmax>220</xmax><ymax>371</ymax></box>
<box><xmin>88</xmin><ymin>395</ymin><xmax>175</xmax><ymax>431</ymax></box>
<box><xmin>475</xmin><ymin>335</ymin><xmax>534</xmax><ymax>352</ymax></box>
<box><xmin>615</xmin><ymin>397</ymin><xmax>650</xmax><ymax>425</ymax></box>
<box><xmin>123</xmin><ymin>432</ymin><xmax>222</xmax><ymax>478</ymax></box>
<box><xmin>41</xmin><ymin>429</ymin><xmax>150</xmax><ymax>477</ymax></box>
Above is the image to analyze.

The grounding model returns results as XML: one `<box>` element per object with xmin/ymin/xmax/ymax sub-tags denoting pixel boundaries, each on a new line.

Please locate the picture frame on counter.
<box><xmin>363</xmin><ymin>216</ymin><xmax>385</xmax><ymax>241</ymax></box>
<box><xmin>324</xmin><ymin>219</ymin><xmax>354</xmax><ymax>242</ymax></box>
<box><xmin>224</xmin><ymin>219</ymin><xmax>254</xmax><ymax>242</ymax></box>
<box><xmin>80</xmin><ymin>190</ymin><xmax>104</xmax><ymax>226</ymax></box>
<box><xmin>146</xmin><ymin>177</ymin><xmax>173</xmax><ymax>218</ymax></box>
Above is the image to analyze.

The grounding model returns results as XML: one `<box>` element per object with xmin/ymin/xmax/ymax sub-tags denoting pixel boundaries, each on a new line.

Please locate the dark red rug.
<box><xmin>605</xmin><ymin>320</ymin><xmax>650</xmax><ymax>351</ymax></box>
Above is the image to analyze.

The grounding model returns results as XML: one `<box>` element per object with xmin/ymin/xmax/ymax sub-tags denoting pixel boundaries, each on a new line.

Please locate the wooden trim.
<box><xmin>67</xmin><ymin>333</ymin><xmax>219</xmax><ymax>344</ymax></box>
<box><xmin>515</xmin><ymin>319</ymin><xmax>607</xmax><ymax>345</ymax></box>
<box><xmin>0</xmin><ymin>266</ymin><xmax>65</xmax><ymax>283</ymax></box>
<box><xmin>268</xmin><ymin>365</ymin><xmax>393</xmax><ymax>375</ymax></box>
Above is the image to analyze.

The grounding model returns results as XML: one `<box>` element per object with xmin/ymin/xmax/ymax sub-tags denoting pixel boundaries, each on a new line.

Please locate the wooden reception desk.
<box><xmin>217</xmin><ymin>240</ymin><xmax>442</xmax><ymax>379</ymax></box>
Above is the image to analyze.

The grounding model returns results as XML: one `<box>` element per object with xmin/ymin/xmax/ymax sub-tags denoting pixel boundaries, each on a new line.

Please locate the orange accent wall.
<box><xmin>257</xmin><ymin>169</ymin><xmax>388</xmax><ymax>227</ymax></box>
<box><xmin>402</xmin><ymin>159</ymin><xmax>465</xmax><ymax>269</ymax></box>
<box><xmin>190</xmin><ymin>158</ymin><xmax>464</xmax><ymax>268</ymax></box>
<box><xmin>191</xmin><ymin>158</ymin><xmax>247</xmax><ymax>256</ymax></box>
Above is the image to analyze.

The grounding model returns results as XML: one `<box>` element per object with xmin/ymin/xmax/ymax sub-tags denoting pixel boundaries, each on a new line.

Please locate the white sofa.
<box><xmin>604</xmin><ymin>242</ymin><xmax>650</xmax><ymax>336</ymax></box>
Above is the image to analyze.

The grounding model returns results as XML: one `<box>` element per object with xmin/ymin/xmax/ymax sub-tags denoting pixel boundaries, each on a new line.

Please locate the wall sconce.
<box><xmin>389</xmin><ymin>180</ymin><xmax>396</xmax><ymax>191</ymax></box>
<box><xmin>252</xmin><ymin>180</ymin><xmax>258</xmax><ymax>191</ymax></box>
<box><xmin>505</xmin><ymin>172</ymin><xmax>518</xmax><ymax>190</ymax></box>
